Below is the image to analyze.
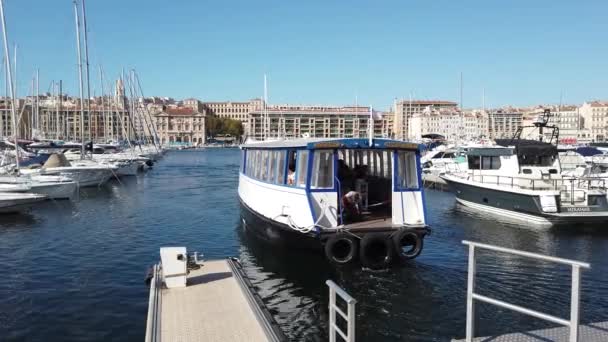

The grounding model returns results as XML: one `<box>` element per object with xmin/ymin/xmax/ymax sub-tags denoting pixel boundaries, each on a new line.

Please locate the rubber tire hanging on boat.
<box><xmin>392</xmin><ymin>230</ymin><xmax>423</xmax><ymax>261</ymax></box>
<box><xmin>359</xmin><ymin>233</ymin><xmax>393</xmax><ymax>270</ymax></box>
<box><xmin>324</xmin><ymin>233</ymin><xmax>358</xmax><ymax>265</ymax></box>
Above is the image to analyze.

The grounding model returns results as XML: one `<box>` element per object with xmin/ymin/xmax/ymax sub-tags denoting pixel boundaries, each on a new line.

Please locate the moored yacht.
<box><xmin>20</xmin><ymin>153</ymin><xmax>116</xmax><ymax>188</ymax></box>
<box><xmin>0</xmin><ymin>174</ymin><xmax>78</xmax><ymax>200</ymax></box>
<box><xmin>238</xmin><ymin>138</ymin><xmax>431</xmax><ymax>269</ymax></box>
<box><xmin>441</xmin><ymin>110</ymin><xmax>608</xmax><ymax>226</ymax></box>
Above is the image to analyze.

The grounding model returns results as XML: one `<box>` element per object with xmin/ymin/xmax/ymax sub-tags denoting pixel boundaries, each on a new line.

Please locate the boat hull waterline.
<box><xmin>442</xmin><ymin>175</ymin><xmax>608</xmax><ymax>226</ymax></box>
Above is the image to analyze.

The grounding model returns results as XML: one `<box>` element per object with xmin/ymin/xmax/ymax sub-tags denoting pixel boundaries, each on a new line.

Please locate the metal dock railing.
<box><xmin>327</xmin><ymin>280</ymin><xmax>357</xmax><ymax>342</ymax></box>
<box><xmin>461</xmin><ymin>240</ymin><xmax>591</xmax><ymax>342</ymax></box>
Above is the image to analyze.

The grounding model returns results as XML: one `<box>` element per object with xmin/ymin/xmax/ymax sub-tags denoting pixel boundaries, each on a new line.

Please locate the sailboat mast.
<box><xmin>81</xmin><ymin>0</ymin><xmax>92</xmax><ymax>143</ymax></box>
<box><xmin>36</xmin><ymin>68</ymin><xmax>39</xmax><ymax>137</ymax></box>
<box><xmin>263</xmin><ymin>74</ymin><xmax>268</xmax><ymax>140</ymax></box>
<box><xmin>0</xmin><ymin>0</ymin><xmax>20</xmax><ymax>171</ymax></box>
<box><xmin>73</xmin><ymin>1</ymin><xmax>85</xmax><ymax>158</ymax></box>
<box><xmin>99</xmin><ymin>65</ymin><xmax>106</xmax><ymax>142</ymax></box>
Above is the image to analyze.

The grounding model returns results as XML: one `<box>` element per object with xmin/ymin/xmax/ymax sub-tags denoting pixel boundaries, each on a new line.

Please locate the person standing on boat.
<box><xmin>287</xmin><ymin>161</ymin><xmax>296</xmax><ymax>185</ymax></box>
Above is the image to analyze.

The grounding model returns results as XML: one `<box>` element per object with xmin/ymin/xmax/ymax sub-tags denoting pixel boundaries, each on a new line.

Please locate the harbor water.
<box><xmin>1</xmin><ymin>149</ymin><xmax>607</xmax><ymax>341</ymax></box>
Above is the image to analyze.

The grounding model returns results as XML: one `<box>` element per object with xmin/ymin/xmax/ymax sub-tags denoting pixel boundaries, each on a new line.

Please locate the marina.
<box><xmin>0</xmin><ymin>0</ymin><xmax>606</xmax><ymax>341</ymax></box>
<box><xmin>2</xmin><ymin>149</ymin><xmax>608</xmax><ymax>341</ymax></box>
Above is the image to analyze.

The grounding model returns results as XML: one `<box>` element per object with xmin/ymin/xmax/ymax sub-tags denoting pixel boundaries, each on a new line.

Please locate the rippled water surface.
<box><xmin>1</xmin><ymin>149</ymin><xmax>607</xmax><ymax>341</ymax></box>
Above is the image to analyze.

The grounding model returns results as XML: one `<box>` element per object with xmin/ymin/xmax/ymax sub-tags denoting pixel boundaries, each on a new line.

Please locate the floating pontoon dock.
<box><xmin>145</xmin><ymin>257</ymin><xmax>285</xmax><ymax>342</ymax></box>
<box><xmin>452</xmin><ymin>321</ymin><xmax>608</xmax><ymax>342</ymax></box>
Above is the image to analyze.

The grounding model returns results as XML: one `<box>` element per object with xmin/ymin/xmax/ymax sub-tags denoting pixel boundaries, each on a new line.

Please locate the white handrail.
<box><xmin>145</xmin><ymin>264</ymin><xmax>162</xmax><ymax>342</ymax></box>
<box><xmin>462</xmin><ymin>240</ymin><xmax>590</xmax><ymax>342</ymax></box>
<box><xmin>326</xmin><ymin>280</ymin><xmax>356</xmax><ymax>342</ymax></box>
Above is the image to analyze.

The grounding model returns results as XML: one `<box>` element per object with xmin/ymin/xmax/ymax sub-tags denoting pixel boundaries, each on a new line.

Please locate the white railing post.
<box><xmin>347</xmin><ymin>299</ymin><xmax>356</xmax><ymax>342</ymax></box>
<box><xmin>570</xmin><ymin>265</ymin><xmax>581</xmax><ymax>342</ymax></box>
<box><xmin>466</xmin><ymin>244</ymin><xmax>476</xmax><ymax>342</ymax></box>
<box><xmin>329</xmin><ymin>286</ymin><xmax>336</xmax><ymax>342</ymax></box>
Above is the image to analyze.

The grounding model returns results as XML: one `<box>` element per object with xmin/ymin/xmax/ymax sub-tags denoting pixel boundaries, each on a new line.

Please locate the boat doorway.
<box><xmin>336</xmin><ymin>149</ymin><xmax>393</xmax><ymax>225</ymax></box>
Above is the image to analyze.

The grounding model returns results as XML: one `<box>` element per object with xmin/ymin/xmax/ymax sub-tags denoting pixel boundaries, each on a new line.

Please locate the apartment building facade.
<box><xmin>579</xmin><ymin>101</ymin><xmax>608</xmax><ymax>142</ymax></box>
<box><xmin>408</xmin><ymin>108</ymin><xmax>488</xmax><ymax>141</ymax></box>
<box><xmin>248</xmin><ymin>105</ymin><xmax>392</xmax><ymax>141</ymax></box>
<box><xmin>393</xmin><ymin>99</ymin><xmax>458</xmax><ymax>140</ymax></box>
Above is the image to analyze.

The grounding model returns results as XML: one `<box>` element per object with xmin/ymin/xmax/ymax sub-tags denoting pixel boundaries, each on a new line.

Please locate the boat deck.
<box><xmin>344</xmin><ymin>217</ymin><xmax>394</xmax><ymax>229</ymax></box>
<box><xmin>452</xmin><ymin>321</ymin><xmax>608</xmax><ymax>341</ymax></box>
<box><xmin>146</xmin><ymin>259</ymin><xmax>283</xmax><ymax>342</ymax></box>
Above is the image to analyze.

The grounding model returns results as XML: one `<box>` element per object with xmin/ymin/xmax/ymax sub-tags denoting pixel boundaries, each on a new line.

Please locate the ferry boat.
<box><xmin>441</xmin><ymin>110</ymin><xmax>608</xmax><ymax>226</ymax></box>
<box><xmin>238</xmin><ymin>138</ymin><xmax>431</xmax><ymax>269</ymax></box>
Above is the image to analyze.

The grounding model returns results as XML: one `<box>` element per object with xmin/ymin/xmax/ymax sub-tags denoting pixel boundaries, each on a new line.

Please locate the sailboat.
<box><xmin>0</xmin><ymin>0</ymin><xmax>74</xmax><ymax>201</ymax></box>
<box><xmin>21</xmin><ymin>0</ymin><xmax>119</xmax><ymax>188</ymax></box>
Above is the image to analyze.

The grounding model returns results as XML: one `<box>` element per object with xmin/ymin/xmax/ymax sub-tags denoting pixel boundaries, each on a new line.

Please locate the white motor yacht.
<box><xmin>21</xmin><ymin>154</ymin><xmax>116</xmax><ymax>188</ymax></box>
<box><xmin>0</xmin><ymin>173</ymin><xmax>78</xmax><ymax>200</ymax></box>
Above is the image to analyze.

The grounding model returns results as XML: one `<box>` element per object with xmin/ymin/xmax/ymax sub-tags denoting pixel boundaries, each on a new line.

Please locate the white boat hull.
<box><xmin>115</xmin><ymin>162</ymin><xmax>139</xmax><ymax>176</ymax></box>
<box><xmin>30</xmin><ymin>181</ymin><xmax>78</xmax><ymax>200</ymax></box>
<box><xmin>0</xmin><ymin>193</ymin><xmax>47</xmax><ymax>213</ymax></box>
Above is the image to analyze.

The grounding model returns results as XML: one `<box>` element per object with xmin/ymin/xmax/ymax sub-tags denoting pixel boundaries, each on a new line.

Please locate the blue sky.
<box><xmin>2</xmin><ymin>0</ymin><xmax>607</xmax><ymax>110</ymax></box>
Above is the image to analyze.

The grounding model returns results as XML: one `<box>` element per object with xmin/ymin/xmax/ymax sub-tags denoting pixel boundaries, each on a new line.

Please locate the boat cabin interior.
<box><xmin>240</xmin><ymin>139</ymin><xmax>426</xmax><ymax>232</ymax></box>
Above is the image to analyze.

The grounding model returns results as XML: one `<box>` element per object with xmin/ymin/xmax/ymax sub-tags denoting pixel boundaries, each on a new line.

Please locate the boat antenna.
<box><xmin>0</xmin><ymin>0</ymin><xmax>20</xmax><ymax>172</ymax></box>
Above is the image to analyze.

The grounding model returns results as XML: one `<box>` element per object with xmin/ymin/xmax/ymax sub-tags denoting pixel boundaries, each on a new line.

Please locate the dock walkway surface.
<box><xmin>146</xmin><ymin>259</ymin><xmax>284</xmax><ymax>342</ymax></box>
<box><xmin>452</xmin><ymin>321</ymin><xmax>608</xmax><ymax>342</ymax></box>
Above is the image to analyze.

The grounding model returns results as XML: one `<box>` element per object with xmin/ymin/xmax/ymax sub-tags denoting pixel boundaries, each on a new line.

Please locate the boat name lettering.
<box><xmin>565</xmin><ymin>207</ymin><xmax>591</xmax><ymax>212</ymax></box>
<box><xmin>385</xmin><ymin>142</ymin><xmax>418</xmax><ymax>149</ymax></box>
<box><xmin>314</xmin><ymin>142</ymin><xmax>341</xmax><ymax>148</ymax></box>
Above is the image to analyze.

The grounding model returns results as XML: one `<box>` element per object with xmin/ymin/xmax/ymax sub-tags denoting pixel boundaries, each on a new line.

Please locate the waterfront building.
<box><xmin>37</xmin><ymin>104</ymin><xmax>130</xmax><ymax>141</ymax></box>
<box><xmin>579</xmin><ymin>101</ymin><xmax>608</xmax><ymax>142</ymax></box>
<box><xmin>487</xmin><ymin>110</ymin><xmax>523</xmax><ymax>139</ymax></box>
<box><xmin>0</xmin><ymin>98</ymin><xmax>31</xmax><ymax>138</ymax></box>
<box><xmin>393</xmin><ymin>99</ymin><xmax>458</xmax><ymax>140</ymax></box>
<box><xmin>408</xmin><ymin>108</ymin><xmax>487</xmax><ymax>141</ymax></box>
<box><xmin>247</xmin><ymin>104</ymin><xmax>392</xmax><ymax>141</ymax></box>
<box><xmin>201</xmin><ymin>100</ymin><xmax>253</xmax><ymax>123</ymax></box>
<box><xmin>151</xmin><ymin>106</ymin><xmax>207</xmax><ymax>145</ymax></box>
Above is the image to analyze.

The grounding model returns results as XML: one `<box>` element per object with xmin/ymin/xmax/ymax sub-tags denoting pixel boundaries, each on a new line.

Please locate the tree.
<box><xmin>206</xmin><ymin>117</ymin><xmax>243</xmax><ymax>138</ymax></box>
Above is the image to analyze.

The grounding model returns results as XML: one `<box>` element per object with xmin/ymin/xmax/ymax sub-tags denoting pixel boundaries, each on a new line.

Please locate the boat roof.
<box><xmin>467</xmin><ymin>146</ymin><xmax>515</xmax><ymax>157</ymax></box>
<box><xmin>241</xmin><ymin>138</ymin><xmax>421</xmax><ymax>151</ymax></box>
<box><xmin>495</xmin><ymin>139</ymin><xmax>558</xmax><ymax>157</ymax></box>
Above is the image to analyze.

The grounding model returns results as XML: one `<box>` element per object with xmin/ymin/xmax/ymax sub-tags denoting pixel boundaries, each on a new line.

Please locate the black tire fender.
<box><xmin>359</xmin><ymin>233</ymin><xmax>393</xmax><ymax>270</ymax></box>
<box><xmin>324</xmin><ymin>233</ymin><xmax>358</xmax><ymax>265</ymax></box>
<box><xmin>393</xmin><ymin>230</ymin><xmax>423</xmax><ymax>261</ymax></box>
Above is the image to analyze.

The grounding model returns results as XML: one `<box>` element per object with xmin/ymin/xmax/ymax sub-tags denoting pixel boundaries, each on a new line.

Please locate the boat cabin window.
<box><xmin>519</xmin><ymin>155</ymin><xmax>555</xmax><ymax>167</ymax></box>
<box><xmin>296</xmin><ymin>150</ymin><xmax>309</xmax><ymax>187</ymax></box>
<box><xmin>241</xmin><ymin>150</ymin><xmax>246</xmax><ymax>173</ymax></box>
<box><xmin>311</xmin><ymin>150</ymin><xmax>334</xmax><ymax>189</ymax></box>
<box><xmin>276</xmin><ymin>150</ymin><xmax>286</xmax><ymax>184</ymax></box>
<box><xmin>443</xmin><ymin>152</ymin><xmax>455</xmax><ymax>158</ymax></box>
<box><xmin>396</xmin><ymin>151</ymin><xmax>419</xmax><ymax>190</ymax></box>
<box><xmin>267</xmin><ymin>151</ymin><xmax>277</xmax><ymax>183</ymax></box>
<box><xmin>260</xmin><ymin>151</ymin><xmax>269</xmax><ymax>180</ymax></box>
<box><xmin>468</xmin><ymin>156</ymin><xmax>501</xmax><ymax>170</ymax></box>
<box><xmin>287</xmin><ymin>151</ymin><xmax>297</xmax><ymax>185</ymax></box>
